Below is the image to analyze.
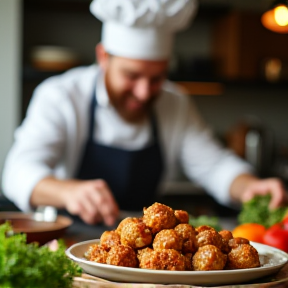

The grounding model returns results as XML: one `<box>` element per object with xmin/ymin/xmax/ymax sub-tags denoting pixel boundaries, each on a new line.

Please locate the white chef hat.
<box><xmin>90</xmin><ymin>0</ymin><xmax>198</xmax><ymax>60</ymax></box>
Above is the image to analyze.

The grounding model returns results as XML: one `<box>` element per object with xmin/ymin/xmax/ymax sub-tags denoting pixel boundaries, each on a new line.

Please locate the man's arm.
<box><xmin>1</xmin><ymin>83</ymin><xmax>68</xmax><ymax>212</ymax></box>
<box><xmin>30</xmin><ymin>177</ymin><xmax>119</xmax><ymax>226</ymax></box>
<box><xmin>229</xmin><ymin>173</ymin><xmax>288</xmax><ymax>209</ymax></box>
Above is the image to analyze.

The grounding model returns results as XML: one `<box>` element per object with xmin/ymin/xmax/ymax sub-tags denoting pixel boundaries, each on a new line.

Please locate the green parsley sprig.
<box><xmin>0</xmin><ymin>222</ymin><xmax>82</xmax><ymax>288</ymax></box>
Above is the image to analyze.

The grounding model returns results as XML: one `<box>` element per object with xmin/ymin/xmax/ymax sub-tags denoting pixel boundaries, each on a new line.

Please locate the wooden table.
<box><xmin>72</xmin><ymin>263</ymin><xmax>288</xmax><ymax>288</ymax></box>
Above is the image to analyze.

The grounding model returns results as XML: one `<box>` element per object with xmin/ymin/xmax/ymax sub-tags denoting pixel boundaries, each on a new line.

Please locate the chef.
<box><xmin>2</xmin><ymin>0</ymin><xmax>287</xmax><ymax>226</ymax></box>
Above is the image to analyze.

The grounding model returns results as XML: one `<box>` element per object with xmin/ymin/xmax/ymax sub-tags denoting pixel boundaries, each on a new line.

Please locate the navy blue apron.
<box><xmin>75</xmin><ymin>88</ymin><xmax>164</xmax><ymax>211</ymax></box>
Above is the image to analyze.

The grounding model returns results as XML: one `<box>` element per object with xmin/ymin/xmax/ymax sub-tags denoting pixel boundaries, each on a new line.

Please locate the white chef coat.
<box><xmin>1</xmin><ymin>65</ymin><xmax>253</xmax><ymax>212</ymax></box>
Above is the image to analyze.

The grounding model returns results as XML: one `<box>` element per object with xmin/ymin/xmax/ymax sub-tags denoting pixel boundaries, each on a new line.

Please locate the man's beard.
<box><xmin>105</xmin><ymin>76</ymin><xmax>159</xmax><ymax>124</ymax></box>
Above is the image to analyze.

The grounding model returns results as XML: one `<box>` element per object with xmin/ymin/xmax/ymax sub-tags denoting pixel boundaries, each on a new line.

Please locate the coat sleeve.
<box><xmin>178</xmin><ymin>94</ymin><xmax>254</xmax><ymax>207</ymax></box>
<box><xmin>1</xmin><ymin>80</ymin><xmax>68</xmax><ymax>212</ymax></box>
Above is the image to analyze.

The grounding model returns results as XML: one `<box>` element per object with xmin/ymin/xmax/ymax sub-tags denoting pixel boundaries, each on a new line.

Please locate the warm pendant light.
<box><xmin>261</xmin><ymin>0</ymin><xmax>288</xmax><ymax>33</ymax></box>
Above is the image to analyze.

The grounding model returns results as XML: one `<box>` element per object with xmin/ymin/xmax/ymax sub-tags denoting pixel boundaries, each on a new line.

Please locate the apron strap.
<box><xmin>88</xmin><ymin>93</ymin><xmax>97</xmax><ymax>141</ymax></box>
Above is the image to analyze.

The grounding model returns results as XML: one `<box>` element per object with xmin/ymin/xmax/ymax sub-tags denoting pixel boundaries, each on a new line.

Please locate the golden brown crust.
<box><xmin>219</xmin><ymin>230</ymin><xmax>233</xmax><ymax>241</ymax></box>
<box><xmin>174</xmin><ymin>210</ymin><xmax>189</xmax><ymax>224</ymax></box>
<box><xmin>120</xmin><ymin>221</ymin><xmax>152</xmax><ymax>249</ymax></box>
<box><xmin>153</xmin><ymin>229</ymin><xmax>183</xmax><ymax>251</ymax></box>
<box><xmin>100</xmin><ymin>230</ymin><xmax>121</xmax><ymax>251</ymax></box>
<box><xmin>196</xmin><ymin>229</ymin><xmax>223</xmax><ymax>250</ymax></box>
<box><xmin>86</xmin><ymin>244</ymin><xmax>108</xmax><ymax>264</ymax></box>
<box><xmin>143</xmin><ymin>202</ymin><xmax>177</xmax><ymax>234</ymax></box>
<box><xmin>192</xmin><ymin>245</ymin><xmax>227</xmax><ymax>271</ymax></box>
<box><xmin>139</xmin><ymin>250</ymin><xmax>162</xmax><ymax>270</ymax></box>
<box><xmin>228</xmin><ymin>237</ymin><xmax>250</xmax><ymax>249</ymax></box>
<box><xmin>116</xmin><ymin>217</ymin><xmax>142</xmax><ymax>236</ymax></box>
<box><xmin>195</xmin><ymin>225</ymin><xmax>216</xmax><ymax>234</ymax></box>
<box><xmin>137</xmin><ymin>247</ymin><xmax>154</xmax><ymax>261</ymax></box>
<box><xmin>226</xmin><ymin>244</ymin><xmax>260</xmax><ymax>270</ymax></box>
<box><xmin>106</xmin><ymin>245</ymin><xmax>138</xmax><ymax>268</ymax></box>
<box><xmin>174</xmin><ymin>224</ymin><xmax>197</xmax><ymax>254</ymax></box>
<box><xmin>140</xmin><ymin>249</ymin><xmax>185</xmax><ymax>271</ymax></box>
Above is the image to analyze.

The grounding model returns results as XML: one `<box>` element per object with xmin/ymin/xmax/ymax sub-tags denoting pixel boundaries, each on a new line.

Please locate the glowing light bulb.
<box><xmin>274</xmin><ymin>5</ymin><xmax>288</xmax><ymax>26</ymax></box>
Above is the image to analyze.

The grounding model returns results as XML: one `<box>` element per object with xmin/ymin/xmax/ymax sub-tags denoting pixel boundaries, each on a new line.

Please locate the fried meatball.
<box><xmin>100</xmin><ymin>230</ymin><xmax>121</xmax><ymax>251</ymax></box>
<box><xmin>156</xmin><ymin>249</ymin><xmax>186</xmax><ymax>271</ymax></box>
<box><xmin>140</xmin><ymin>249</ymin><xmax>185</xmax><ymax>271</ymax></box>
<box><xmin>219</xmin><ymin>230</ymin><xmax>233</xmax><ymax>241</ymax></box>
<box><xmin>196</xmin><ymin>229</ymin><xmax>223</xmax><ymax>250</ymax></box>
<box><xmin>219</xmin><ymin>230</ymin><xmax>234</xmax><ymax>254</ymax></box>
<box><xmin>137</xmin><ymin>247</ymin><xmax>153</xmax><ymax>261</ymax></box>
<box><xmin>143</xmin><ymin>202</ymin><xmax>177</xmax><ymax>234</ymax></box>
<box><xmin>121</xmin><ymin>221</ymin><xmax>152</xmax><ymax>249</ymax></box>
<box><xmin>85</xmin><ymin>244</ymin><xmax>108</xmax><ymax>264</ymax></box>
<box><xmin>174</xmin><ymin>210</ymin><xmax>189</xmax><ymax>224</ymax></box>
<box><xmin>106</xmin><ymin>244</ymin><xmax>138</xmax><ymax>268</ymax></box>
<box><xmin>195</xmin><ymin>225</ymin><xmax>215</xmax><ymax>234</ymax></box>
<box><xmin>226</xmin><ymin>244</ymin><xmax>260</xmax><ymax>270</ymax></box>
<box><xmin>228</xmin><ymin>237</ymin><xmax>250</xmax><ymax>249</ymax></box>
<box><xmin>153</xmin><ymin>229</ymin><xmax>183</xmax><ymax>251</ymax></box>
<box><xmin>139</xmin><ymin>249</ymin><xmax>162</xmax><ymax>270</ymax></box>
<box><xmin>183</xmin><ymin>253</ymin><xmax>193</xmax><ymax>271</ymax></box>
<box><xmin>175</xmin><ymin>224</ymin><xmax>197</xmax><ymax>254</ymax></box>
<box><xmin>116</xmin><ymin>217</ymin><xmax>142</xmax><ymax>236</ymax></box>
<box><xmin>192</xmin><ymin>245</ymin><xmax>227</xmax><ymax>271</ymax></box>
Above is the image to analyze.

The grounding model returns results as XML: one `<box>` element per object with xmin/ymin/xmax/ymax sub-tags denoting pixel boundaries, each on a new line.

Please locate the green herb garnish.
<box><xmin>0</xmin><ymin>222</ymin><xmax>82</xmax><ymax>288</ymax></box>
<box><xmin>238</xmin><ymin>194</ymin><xmax>288</xmax><ymax>228</ymax></box>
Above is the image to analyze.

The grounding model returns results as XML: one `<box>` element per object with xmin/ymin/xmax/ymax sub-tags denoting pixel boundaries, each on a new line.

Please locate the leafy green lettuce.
<box><xmin>238</xmin><ymin>194</ymin><xmax>288</xmax><ymax>228</ymax></box>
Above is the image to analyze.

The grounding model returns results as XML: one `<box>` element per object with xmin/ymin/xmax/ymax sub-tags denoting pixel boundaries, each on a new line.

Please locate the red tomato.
<box><xmin>263</xmin><ymin>223</ymin><xmax>288</xmax><ymax>252</ymax></box>
<box><xmin>282</xmin><ymin>216</ymin><xmax>288</xmax><ymax>230</ymax></box>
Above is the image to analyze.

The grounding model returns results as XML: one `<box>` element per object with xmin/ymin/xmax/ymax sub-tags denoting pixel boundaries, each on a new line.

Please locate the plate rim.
<box><xmin>66</xmin><ymin>239</ymin><xmax>288</xmax><ymax>276</ymax></box>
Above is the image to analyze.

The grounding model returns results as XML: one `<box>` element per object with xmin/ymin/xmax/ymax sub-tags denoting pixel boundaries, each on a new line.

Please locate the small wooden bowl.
<box><xmin>0</xmin><ymin>212</ymin><xmax>73</xmax><ymax>245</ymax></box>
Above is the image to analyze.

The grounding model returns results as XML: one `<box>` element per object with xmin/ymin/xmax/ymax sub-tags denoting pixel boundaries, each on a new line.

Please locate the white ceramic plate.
<box><xmin>66</xmin><ymin>239</ymin><xmax>288</xmax><ymax>286</ymax></box>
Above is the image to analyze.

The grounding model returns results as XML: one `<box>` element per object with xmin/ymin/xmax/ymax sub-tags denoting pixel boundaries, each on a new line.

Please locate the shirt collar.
<box><xmin>95</xmin><ymin>68</ymin><xmax>110</xmax><ymax>107</ymax></box>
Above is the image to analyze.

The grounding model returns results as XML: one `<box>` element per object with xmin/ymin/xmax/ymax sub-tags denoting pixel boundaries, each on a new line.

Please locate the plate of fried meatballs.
<box><xmin>66</xmin><ymin>202</ymin><xmax>288</xmax><ymax>286</ymax></box>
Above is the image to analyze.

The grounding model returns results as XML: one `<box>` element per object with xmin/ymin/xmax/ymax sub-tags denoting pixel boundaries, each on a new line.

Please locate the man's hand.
<box><xmin>65</xmin><ymin>179</ymin><xmax>119</xmax><ymax>226</ymax></box>
<box><xmin>230</xmin><ymin>174</ymin><xmax>288</xmax><ymax>209</ymax></box>
<box><xmin>30</xmin><ymin>177</ymin><xmax>119</xmax><ymax>226</ymax></box>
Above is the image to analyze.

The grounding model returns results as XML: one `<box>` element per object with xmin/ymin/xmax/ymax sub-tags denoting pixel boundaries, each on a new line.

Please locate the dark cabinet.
<box><xmin>22</xmin><ymin>0</ymin><xmax>100</xmax><ymax>119</ymax></box>
<box><xmin>212</xmin><ymin>10</ymin><xmax>288</xmax><ymax>81</ymax></box>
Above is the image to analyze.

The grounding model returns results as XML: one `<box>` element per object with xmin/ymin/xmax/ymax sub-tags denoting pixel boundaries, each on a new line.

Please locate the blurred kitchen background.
<box><xmin>1</xmin><ymin>0</ymin><xmax>288</xmax><ymax>216</ymax></box>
